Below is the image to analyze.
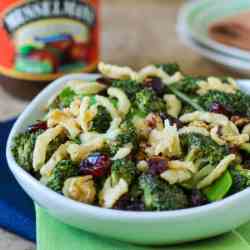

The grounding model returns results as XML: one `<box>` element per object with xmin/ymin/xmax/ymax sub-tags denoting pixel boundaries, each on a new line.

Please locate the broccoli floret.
<box><xmin>12</xmin><ymin>130</ymin><xmax>43</xmax><ymax>172</ymax></box>
<box><xmin>172</xmin><ymin>76</ymin><xmax>205</xmax><ymax>95</ymax></box>
<box><xmin>111</xmin><ymin>159</ymin><xmax>136</xmax><ymax>186</ymax></box>
<box><xmin>198</xmin><ymin>90</ymin><xmax>250</xmax><ymax>117</ymax></box>
<box><xmin>111</xmin><ymin>79</ymin><xmax>142</xmax><ymax>100</ymax></box>
<box><xmin>109</xmin><ymin>120</ymin><xmax>138</xmax><ymax>156</ymax></box>
<box><xmin>139</xmin><ymin>174</ymin><xmax>188</xmax><ymax>211</ymax></box>
<box><xmin>134</xmin><ymin>88</ymin><xmax>166</xmax><ymax>115</ymax></box>
<box><xmin>155</xmin><ymin>63</ymin><xmax>180</xmax><ymax>76</ymax></box>
<box><xmin>46</xmin><ymin>134</ymin><xmax>67</xmax><ymax>161</ymax></box>
<box><xmin>180</xmin><ymin>133</ymin><xmax>229</xmax><ymax>166</ymax></box>
<box><xmin>90</xmin><ymin>106</ymin><xmax>112</xmax><ymax>133</ymax></box>
<box><xmin>47</xmin><ymin>160</ymin><xmax>79</xmax><ymax>192</ymax></box>
<box><xmin>49</xmin><ymin>87</ymin><xmax>77</xmax><ymax>109</ymax></box>
<box><xmin>117</xmin><ymin>121</ymin><xmax>138</xmax><ymax>146</ymax></box>
<box><xmin>229</xmin><ymin>165</ymin><xmax>250</xmax><ymax>194</ymax></box>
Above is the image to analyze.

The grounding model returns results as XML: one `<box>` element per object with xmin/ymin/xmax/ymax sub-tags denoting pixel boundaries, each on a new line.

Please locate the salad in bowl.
<box><xmin>11</xmin><ymin>62</ymin><xmax>250</xmax><ymax>212</ymax></box>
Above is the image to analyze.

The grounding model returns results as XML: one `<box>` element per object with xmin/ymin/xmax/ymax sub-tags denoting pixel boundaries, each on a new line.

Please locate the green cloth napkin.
<box><xmin>36</xmin><ymin>206</ymin><xmax>250</xmax><ymax>250</ymax></box>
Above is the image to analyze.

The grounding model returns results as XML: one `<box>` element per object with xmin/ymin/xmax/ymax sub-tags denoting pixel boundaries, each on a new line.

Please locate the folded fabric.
<box><xmin>209</xmin><ymin>11</ymin><xmax>250</xmax><ymax>51</ymax></box>
<box><xmin>0</xmin><ymin>118</ymin><xmax>35</xmax><ymax>241</ymax></box>
<box><xmin>36</xmin><ymin>205</ymin><xmax>250</xmax><ymax>250</ymax></box>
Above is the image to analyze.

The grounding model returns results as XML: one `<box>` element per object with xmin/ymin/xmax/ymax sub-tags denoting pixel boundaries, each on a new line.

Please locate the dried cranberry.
<box><xmin>190</xmin><ymin>189</ymin><xmax>207</xmax><ymax>207</ymax></box>
<box><xmin>229</xmin><ymin>146</ymin><xmax>239</xmax><ymax>155</ymax></box>
<box><xmin>114</xmin><ymin>195</ymin><xmax>145</xmax><ymax>211</ymax></box>
<box><xmin>28</xmin><ymin>121</ymin><xmax>48</xmax><ymax>133</ymax></box>
<box><xmin>144</xmin><ymin>77</ymin><xmax>164</xmax><ymax>96</ymax></box>
<box><xmin>148</xmin><ymin>156</ymin><xmax>167</xmax><ymax>175</ymax></box>
<box><xmin>159</xmin><ymin>112</ymin><xmax>184</xmax><ymax>129</ymax></box>
<box><xmin>210</xmin><ymin>102</ymin><xmax>232</xmax><ymax>117</ymax></box>
<box><xmin>97</xmin><ymin>77</ymin><xmax>113</xmax><ymax>86</ymax></box>
<box><xmin>79</xmin><ymin>153</ymin><xmax>111</xmax><ymax>177</ymax></box>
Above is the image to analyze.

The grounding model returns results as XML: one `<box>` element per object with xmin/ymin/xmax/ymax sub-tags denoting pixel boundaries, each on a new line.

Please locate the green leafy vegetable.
<box><xmin>203</xmin><ymin>171</ymin><xmax>232</xmax><ymax>201</ymax></box>
<box><xmin>58</xmin><ymin>87</ymin><xmax>77</xmax><ymax>108</ymax></box>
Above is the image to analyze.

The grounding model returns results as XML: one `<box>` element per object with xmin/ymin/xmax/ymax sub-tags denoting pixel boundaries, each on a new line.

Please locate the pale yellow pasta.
<box><xmin>224</xmin><ymin>134</ymin><xmax>249</xmax><ymax>146</ymax></box>
<box><xmin>99</xmin><ymin>177</ymin><xmax>128</xmax><ymax>208</ymax></box>
<box><xmin>227</xmin><ymin>77</ymin><xmax>238</xmax><ymax>88</ymax></box>
<box><xmin>132</xmin><ymin>115</ymin><xmax>151</xmax><ymax>138</ymax></box>
<box><xmin>197</xmin><ymin>77</ymin><xmax>237</xmax><ymax>95</ymax></box>
<box><xmin>78</xmin><ymin>97</ymin><xmax>97</xmax><ymax>132</ymax></box>
<box><xmin>146</xmin><ymin>120</ymin><xmax>181</xmax><ymax>157</ymax></box>
<box><xmin>40</xmin><ymin>142</ymin><xmax>70</xmax><ymax>177</ymax></box>
<box><xmin>105</xmin><ymin>117</ymin><xmax>122</xmax><ymax>140</ymax></box>
<box><xmin>67</xmin><ymin>138</ymin><xmax>104</xmax><ymax>162</ymax></box>
<box><xmin>178</xmin><ymin>126</ymin><xmax>209</xmax><ymax>136</ymax></box>
<box><xmin>67</xmin><ymin>80</ymin><xmax>106</xmax><ymax>95</ymax></box>
<box><xmin>189</xmin><ymin>121</ymin><xmax>210</xmax><ymax>130</ymax></box>
<box><xmin>112</xmin><ymin>143</ymin><xmax>133</xmax><ymax>160</ymax></box>
<box><xmin>33</xmin><ymin>126</ymin><xmax>64</xmax><ymax>171</ymax></box>
<box><xmin>48</xmin><ymin>109</ymin><xmax>81</xmax><ymax>138</ymax></box>
<box><xmin>169</xmin><ymin>72</ymin><xmax>183</xmax><ymax>83</ymax></box>
<box><xmin>180</xmin><ymin>111</ymin><xmax>229</xmax><ymax>126</ymax></box>
<box><xmin>223</xmin><ymin>121</ymin><xmax>239</xmax><ymax>136</ymax></box>
<box><xmin>242</xmin><ymin>124</ymin><xmax>250</xmax><ymax>136</ymax></box>
<box><xmin>98</xmin><ymin>62</ymin><xmax>138</xmax><ymax>80</ymax></box>
<box><xmin>63</xmin><ymin>176</ymin><xmax>96</xmax><ymax>204</ymax></box>
<box><xmin>169</xmin><ymin>160</ymin><xmax>197</xmax><ymax>173</ymax></box>
<box><xmin>160</xmin><ymin>160</ymin><xmax>198</xmax><ymax>185</ymax></box>
<box><xmin>197</xmin><ymin>154</ymin><xmax>236</xmax><ymax>189</ymax></box>
<box><xmin>69</xmin><ymin>98</ymin><xmax>81</xmax><ymax>117</ymax></box>
<box><xmin>138</xmin><ymin>65</ymin><xmax>170</xmax><ymax>83</ymax></box>
<box><xmin>164</xmin><ymin>94</ymin><xmax>182</xmax><ymax>118</ymax></box>
<box><xmin>210</xmin><ymin>126</ymin><xmax>226</xmax><ymax>145</ymax></box>
<box><xmin>138</xmin><ymin>65</ymin><xmax>183</xmax><ymax>84</ymax></box>
<box><xmin>107</xmin><ymin>87</ymin><xmax>131</xmax><ymax>116</ymax></box>
<box><xmin>80</xmin><ymin>132</ymin><xmax>104</xmax><ymax>144</ymax></box>
<box><xmin>210</xmin><ymin>122</ymin><xmax>249</xmax><ymax>146</ymax></box>
<box><xmin>161</xmin><ymin>169</ymin><xmax>192</xmax><ymax>185</ymax></box>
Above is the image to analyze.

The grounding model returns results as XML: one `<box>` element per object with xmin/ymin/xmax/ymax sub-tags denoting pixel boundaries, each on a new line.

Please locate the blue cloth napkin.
<box><xmin>0</xmin><ymin>118</ymin><xmax>35</xmax><ymax>242</ymax></box>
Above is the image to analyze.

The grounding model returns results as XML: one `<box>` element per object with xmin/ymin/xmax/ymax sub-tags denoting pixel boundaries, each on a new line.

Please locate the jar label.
<box><xmin>0</xmin><ymin>0</ymin><xmax>99</xmax><ymax>81</ymax></box>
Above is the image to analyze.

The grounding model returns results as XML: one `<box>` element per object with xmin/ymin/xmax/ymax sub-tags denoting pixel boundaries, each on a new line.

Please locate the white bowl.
<box><xmin>6</xmin><ymin>74</ymin><xmax>250</xmax><ymax>245</ymax></box>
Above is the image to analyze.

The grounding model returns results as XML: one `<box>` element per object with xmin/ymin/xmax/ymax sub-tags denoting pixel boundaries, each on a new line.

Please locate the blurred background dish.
<box><xmin>177</xmin><ymin>9</ymin><xmax>250</xmax><ymax>77</ymax></box>
<box><xmin>179</xmin><ymin>0</ymin><xmax>250</xmax><ymax>61</ymax></box>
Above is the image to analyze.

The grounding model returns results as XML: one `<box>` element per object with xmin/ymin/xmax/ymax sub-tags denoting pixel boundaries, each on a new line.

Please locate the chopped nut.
<box><xmin>231</xmin><ymin>116</ymin><xmax>250</xmax><ymax>127</ymax></box>
<box><xmin>63</xmin><ymin>176</ymin><xmax>96</xmax><ymax>204</ymax></box>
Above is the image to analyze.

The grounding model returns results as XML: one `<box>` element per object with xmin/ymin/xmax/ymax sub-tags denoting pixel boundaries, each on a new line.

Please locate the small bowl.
<box><xmin>6</xmin><ymin>74</ymin><xmax>250</xmax><ymax>245</ymax></box>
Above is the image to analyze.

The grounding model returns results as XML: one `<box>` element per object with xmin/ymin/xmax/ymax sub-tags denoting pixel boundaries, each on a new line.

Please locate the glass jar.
<box><xmin>0</xmin><ymin>0</ymin><xmax>99</xmax><ymax>97</ymax></box>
